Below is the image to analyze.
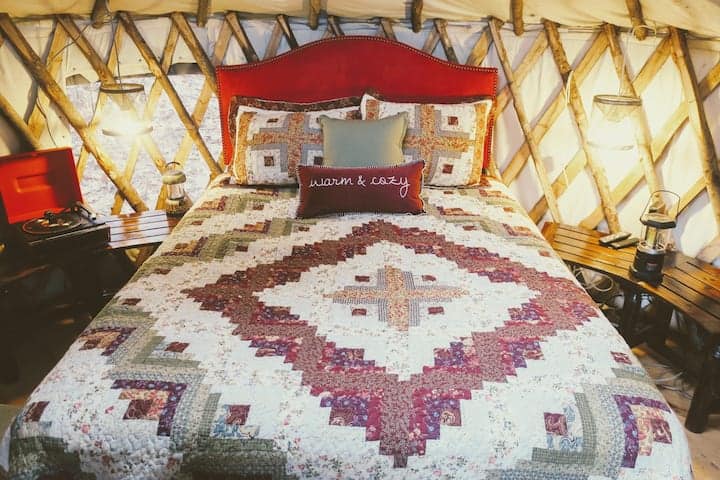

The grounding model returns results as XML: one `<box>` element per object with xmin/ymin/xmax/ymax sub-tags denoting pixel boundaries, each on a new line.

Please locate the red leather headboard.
<box><xmin>216</xmin><ymin>36</ymin><xmax>498</xmax><ymax>167</ymax></box>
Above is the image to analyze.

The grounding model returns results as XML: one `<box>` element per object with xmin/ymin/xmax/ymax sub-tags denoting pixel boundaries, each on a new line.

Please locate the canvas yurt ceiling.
<box><xmin>1</xmin><ymin>1</ymin><xmax>720</xmax><ymax>37</ymax></box>
<box><xmin>0</xmin><ymin>0</ymin><xmax>719</xmax><ymax>260</ymax></box>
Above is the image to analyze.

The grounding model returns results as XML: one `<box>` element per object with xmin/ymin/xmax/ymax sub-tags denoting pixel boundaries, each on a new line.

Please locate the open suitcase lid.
<box><xmin>0</xmin><ymin>147</ymin><xmax>83</xmax><ymax>224</ymax></box>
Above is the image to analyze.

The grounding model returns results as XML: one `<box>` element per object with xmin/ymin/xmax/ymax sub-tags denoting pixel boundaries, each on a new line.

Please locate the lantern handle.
<box><xmin>641</xmin><ymin>189</ymin><xmax>680</xmax><ymax>220</ymax></box>
<box><xmin>164</xmin><ymin>161</ymin><xmax>182</xmax><ymax>171</ymax></box>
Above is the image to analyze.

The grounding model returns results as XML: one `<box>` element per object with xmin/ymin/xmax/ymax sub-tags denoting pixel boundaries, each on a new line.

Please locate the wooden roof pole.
<box><xmin>0</xmin><ymin>13</ymin><xmax>148</xmax><ymax>211</ymax></box>
<box><xmin>309</xmin><ymin>0</ymin><xmax>321</xmax><ymax>30</ymax></box>
<box><xmin>625</xmin><ymin>0</ymin><xmax>647</xmax><ymax>40</ymax></box>
<box><xmin>276</xmin><ymin>14</ymin><xmax>299</xmax><ymax>50</ymax></box>
<box><xmin>327</xmin><ymin>16</ymin><xmax>344</xmax><ymax>36</ymax></box>
<box><xmin>380</xmin><ymin>18</ymin><xmax>397</xmax><ymax>41</ymax></box>
<box><xmin>118</xmin><ymin>11</ymin><xmax>222</xmax><ymax>177</ymax></box>
<box><xmin>489</xmin><ymin>17</ymin><xmax>562</xmax><ymax>222</ymax></box>
<box><xmin>264</xmin><ymin>21</ymin><xmax>284</xmax><ymax>59</ymax></box>
<box><xmin>411</xmin><ymin>0</ymin><xmax>423</xmax><ymax>33</ymax></box>
<box><xmin>172</xmin><ymin>18</ymin><xmax>233</xmax><ymax>172</ymax></box>
<box><xmin>225</xmin><ymin>13</ymin><xmax>259</xmax><ymax>63</ymax></box>
<box><xmin>0</xmin><ymin>92</ymin><xmax>42</xmax><ymax>150</ymax></box>
<box><xmin>91</xmin><ymin>0</ymin><xmax>109</xmax><ymax>28</ymax></box>
<box><xmin>434</xmin><ymin>19</ymin><xmax>458</xmax><ymax>63</ymax></box>
<box><xmin>669</xmin><ymin>27</ymin><xmax>720</xmax><ymax>229</ymax></box>
<box><xmin>196</xmin><ymin>0</ymin><xmax>210</xmax><ymax>28</ymax></box>
<box><xmin>543</xmin><ymin>20</ymin><xmax>620</xmax><ymax>232</ymax></box>
<box><xmin>603</xmin><ymin>23</ymin><xmax>661</xmax><ymax>193</ymax></box>
<box><xmin>170</xmin><ymin>12</ymin><xmax>217</xmax><ymax>94</ymax></box>
<box><xmin>511</xmin><ymin>0</ymin><xmax>524</xmax><ymax>36</ymax></box>
<box><xmin>26</xmin><ymin>23</ymin><xmax>68</xmax><ymax>140</ymax></box>
<box><xmin>465</xmin><ymin>28</ymin><xmax>492</xmax><ymax>66</ymax></box>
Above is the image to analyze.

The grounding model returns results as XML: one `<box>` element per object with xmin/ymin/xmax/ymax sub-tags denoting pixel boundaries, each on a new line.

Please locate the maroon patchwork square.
<box><xmin>544</xmin><ymin>412</ymin><xmax>568</xmax><ymax>436</ymax></box>
<box><xmin>355</xmin><ymin>275</ymin><xmax>370</xmax><ymax>283</ymax></box>
<box><xmin>313</xmin><ymin>156</ymin><xmax>324</xmax><ymax>166</ymax></box>
<box><xmin>462</xmin><ymin>225</ymin><xmax>477</xmax><ymax>231</ymax></box>
<box><xmin>23</xmin><ymin>401</ymin><xmax>49</xmax><ymax>422</ymax></box>
<box><xmin>439</xmin><ymin>406</ymin><xmax>462</xmax><ymax>426</ymax></box>
<box><xmin>447</xmin><ymin>116</ymin><xmax>459</xmax><ymax>126</ymax></box>
<box><xmin>226</xmin><ymin>405</ymin><xmax>250</xmax><ymax>426</ymax></box>
<box><xmin>352</xmin><ymin>308</ymin><xmax>367</xmax><ymax>316</ymax></box>
<box><xmin>235</xmin><ymin>245</ymin><xmax>249</xmax><ymax>252</ymax></box>
<box><xmin>329</xmin><ymin>407</ymin><xmax>355</xmax><ymax>426</ymax></box>
<box><xmin>442</xmin><ymin>164</ymin><xmax>454</xmax><ymax>174</ymax></box>
<box><xmin>165</xmin><ymin>342</ymin><xmax>189</xmax><ymax>353</ymax></box>
<box><xmin>611</xmin><ymin>351</ymin><xmax>632</xmax><ymax>365</ymax></box>
<box><xmin>124</xmin><ymin>399</ymin><xmax>154</xmax><ymax>420</ymax></box>
<box><xmin>428</xmin><ymin>306</ymin><xmax>444</xmax><ymax>315</ymax></box>
<box><xmin>264</xmin><ymin>156</ymin><xmax>275</xmax><ymax>167</ymax></box>
<box><xmin>298</xmin><ymin>226</ymin><xmax>310</xmax><ymax>232</ymax></box>
<box><xmin>422</xmin><ymin>275</ymin><xmax>436</xmax><ymax>282</ymax></box>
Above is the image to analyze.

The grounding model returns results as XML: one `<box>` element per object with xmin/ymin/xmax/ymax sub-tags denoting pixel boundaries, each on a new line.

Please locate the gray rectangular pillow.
<box><xmin>319</xmin><ymin>112</ymin><xmax>408</xmax><ymax>168</ymax></box>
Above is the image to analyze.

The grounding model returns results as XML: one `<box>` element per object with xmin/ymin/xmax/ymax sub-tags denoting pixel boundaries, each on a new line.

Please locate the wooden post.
<box><xmin>511</xmin><ymin>0</ymin><xmax>524</xmax><ymax>36</ymax></box>
<box><xmin>276</xmin><ymin>14</ymin><xmax>299</xmax><ymax>50</ymax></box>
<box><xmin>0</xmin><ymin>13</ymin><xmax>148</xmax><ymax>212</ymax></box>
<box><xmin>226</xmin><ymin>13</ymin><xmax>259</xmax><ymax>63</ymax></box>
<box><xmin>309</xmin><ymin>0</ymin><xmax>321</xmax><ymax>30</ymax></box>
<box><xmin>489</xmin><ymin>17</ymin><xmax>562</xmax><ymax>222</ymax></box>
<box><xmin>669</xmin><ymin>27</ymin><xmax>720</xmax><ymax>229</ymax></box>
<box><xmin>625</xmin><ymin>0</ymin><xmax>647</xmax><ymax>40</ymax></box>
<box><xmin>465</xmin><ymin>28</ymin><xmax>492</xmax><ymax>66</ymax></box>
<box><xmin>26</xmin><ymin>23</ymin><xmax>68</xmax><ymax>140</ymax></box>
<box><xmin>118</xmin><ymin>11</ymin><xmax>222</xmax><ymax>177</ymax></box>
<box><xmin>434</xmin><ymin>19</ymin><xmax>458</xmax><ymax>63</ymax></box>
<box><xmin>544</xmin><ymin>20</ymin><xmax>621</xmax><ymax>232</ymax></box>
<box><xmin>380</xmin><ymin>18</ymin><xmax>397</xmax><ymax>41</ymax></box>
<box><xmin>264</xmin><ymin>21</ymin><xmax>284</xmax><ymax>59</ymax></box>
<box><xmin>411</xmin><ymin>0</ymin><xmax>423</xmax><ymax>33</ymax></box>
<box><xmin>170</xmin><ymin>12</ymin><xmax>217</xmax><ymax>94</ymax></box>
<box><xmin>604</xmin><ymin>23</ymin><xmax>660</xmax><ymax>193</ymax></box>
<box><xmin>327</xmin><ymin>16</ymin><xmax>344</xmax><ymax>37</ymax></box>
<box><xmin>0</xmin><ymin>93</ymin><xmax>42</xmax><ymax>149</ymax></box>
<box><xmin>91</xmin><ymin>0</ymin><xmax>110</xmax><ymax>28</ymax></box>
<box><xmin>196</xmin><ymin>0</ymin><xmax>210</xmax><ymax>28</ymax></box>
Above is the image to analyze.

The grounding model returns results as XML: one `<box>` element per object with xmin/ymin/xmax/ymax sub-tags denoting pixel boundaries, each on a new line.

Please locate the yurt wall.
<box><xmin>0</xmin><ymin>2</ymin><xmax>719</xmax><ymax>259</ymax></box>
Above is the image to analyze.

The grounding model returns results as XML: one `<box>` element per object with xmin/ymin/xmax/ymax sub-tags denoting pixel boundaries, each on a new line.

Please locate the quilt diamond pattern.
<box><xmin>0</xmin><ymin>176</ymin><xmax>691</xmax><ymax>479</ymax></box>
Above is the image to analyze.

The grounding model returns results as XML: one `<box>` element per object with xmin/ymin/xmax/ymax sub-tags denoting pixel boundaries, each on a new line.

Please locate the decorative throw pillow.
<box><xmin>232</xmin><ymin>104</ymin><xmax>360</xmax><ymax>185</ymax></box>
<box><xmin>227</xmin><ymin>95</ymin><xmax>361</xmax><ymax>147</ymax></box>
<box><xmin>295</xmin><ymin>161</ymin><xmax>425</xmax><ymax>218</ymax></box>
<box><xmin>319</xmin><ymin>113</ymin><xmax>408</xmax><ymax>168</ymax></box>
<box><xmin>361</xmin><ymin>94</ymin><xmax>494</xmax><ymax>186</ymax></box>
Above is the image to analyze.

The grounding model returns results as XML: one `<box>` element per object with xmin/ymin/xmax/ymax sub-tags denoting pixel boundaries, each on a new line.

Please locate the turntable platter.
<box><xmin>22</xmin><ymin>212</ymin><xmax>82</xmax><ymax>235</ymax></box>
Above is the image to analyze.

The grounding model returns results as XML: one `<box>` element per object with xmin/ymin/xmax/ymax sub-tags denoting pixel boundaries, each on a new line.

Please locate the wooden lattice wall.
<box><xmin>0</xmin><ymin>4</ymin><xmax>719</xmax><ymax>253</ymax></box>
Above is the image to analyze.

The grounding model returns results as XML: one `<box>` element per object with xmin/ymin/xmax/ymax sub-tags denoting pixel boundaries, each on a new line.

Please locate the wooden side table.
<box><xmin>0</xmin><ymin>210</ymin><xmax>179</xmax><ymax>384</ymax></box>
<box><xmin>542</xmin><ymin>222</ymin><xmax>720</xmax><ymax>433</ymax></box>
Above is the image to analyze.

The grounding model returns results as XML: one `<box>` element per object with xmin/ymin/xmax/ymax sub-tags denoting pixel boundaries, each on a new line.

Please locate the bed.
<box><xmin>1</xmin><ymin>37</ymin><xmax>692</xmax><ymax>479</ymax></box>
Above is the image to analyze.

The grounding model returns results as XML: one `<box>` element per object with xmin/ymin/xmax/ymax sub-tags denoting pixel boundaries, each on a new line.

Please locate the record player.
<box><xmin>0</xmin><ymin>147</ymin><xmax>110</xmax><ymax>253</ymax></box>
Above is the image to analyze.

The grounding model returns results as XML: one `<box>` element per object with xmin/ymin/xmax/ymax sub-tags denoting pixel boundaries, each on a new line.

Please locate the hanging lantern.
<box><xmin>99</xmin><ymin>82</ymin><xmax>152</xmax><ymax>137</ymax></box>
<box><xmin>162</xmin><ymin>162</ymin><xmax>192</xmax><ymax>216</ymax></box>
<box><xmin>630</xmin><ymin>190</ymin><xmax>680</xmax><ymax>283</ymax></box>
<box><xmin>587</xmin><ymin>94</ymin><xmax>641</xmax><ymax>152</ymax></box>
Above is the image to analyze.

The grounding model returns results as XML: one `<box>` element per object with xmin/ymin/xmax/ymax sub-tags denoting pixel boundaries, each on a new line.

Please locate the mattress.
<box><xmin>0</xmin><ymin>176</ymin><xmax>692</xmax><ymax>479</ymax></box>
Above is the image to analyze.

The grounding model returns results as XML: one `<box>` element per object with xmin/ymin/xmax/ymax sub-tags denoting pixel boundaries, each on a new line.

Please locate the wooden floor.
<box><xmin>0</xmin><ymin>312</ymin><xmax>718</xmax><ymax>477</ymax></box>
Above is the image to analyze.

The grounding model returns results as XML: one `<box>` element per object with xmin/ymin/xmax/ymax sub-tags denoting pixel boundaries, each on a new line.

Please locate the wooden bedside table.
<box><xmin>0</xmin><ymin>210</ymin><xmax>179</xmax><ymax>384</ymax></box>
<box><xmin>542</xmin><ymin>222</ymin><xmax>720</xmax><ymax>433</ymax></box>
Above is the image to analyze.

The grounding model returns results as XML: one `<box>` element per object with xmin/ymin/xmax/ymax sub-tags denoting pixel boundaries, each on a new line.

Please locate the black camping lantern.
<box><xmin>630</xmin><ymin>190</ymin><xmax>679</xmax><ymax>283</ymax></box>
<box><xmin>162</xmin><ymin>162</ymin><xmax>191</xmax><ymax>216</ymax></box>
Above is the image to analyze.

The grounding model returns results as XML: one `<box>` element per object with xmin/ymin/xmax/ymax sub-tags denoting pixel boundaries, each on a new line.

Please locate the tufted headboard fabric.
<box><xmin>216</xmin><ymin>36</ymin><xmax>498</xmax><ymax>167</ymax></box>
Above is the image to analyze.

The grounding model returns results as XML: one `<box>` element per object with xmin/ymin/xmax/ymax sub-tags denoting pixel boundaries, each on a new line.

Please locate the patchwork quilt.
<box><xmin>0</xmin><ymin>176</ymin><xmax>692</xmax><ymax>479</ymax></box>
